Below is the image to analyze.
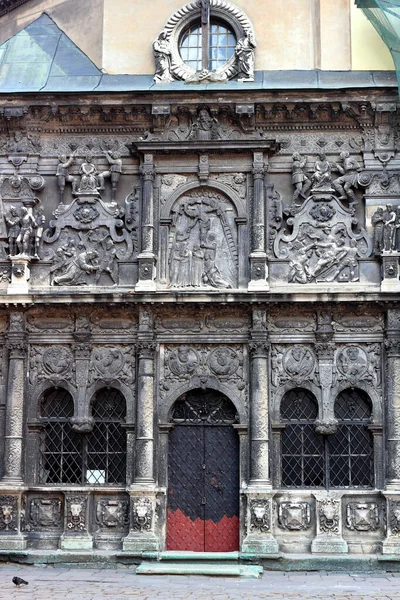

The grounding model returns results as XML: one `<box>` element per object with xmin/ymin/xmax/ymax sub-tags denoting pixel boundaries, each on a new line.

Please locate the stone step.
<box><xmin>136</xmin><ymin>561</ymin><xmax>263</xmax><ymax>578</ymax></box>
<box><xmin>141</xmin><ymin>550</ymin><xmax>240</xmax><ymax>562</ymax></box>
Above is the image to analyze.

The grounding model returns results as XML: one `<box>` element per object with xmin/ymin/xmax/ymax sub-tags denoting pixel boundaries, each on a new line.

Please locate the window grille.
<box><xmin>39</xmin><ymin>387</ymin><xmax>126</xmax><ymax>485</ymax></box>
<box><xmin>280</xmin><ymin>388</ymin><xmax>374</xmax><ymax>489</ymax></box>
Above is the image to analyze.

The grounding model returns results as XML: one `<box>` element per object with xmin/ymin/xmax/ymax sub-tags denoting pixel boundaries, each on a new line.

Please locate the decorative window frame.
<box><xmin>162</xmin><ymin>0</ymin><xmax>255</xmax><ymax>81</ymax></box>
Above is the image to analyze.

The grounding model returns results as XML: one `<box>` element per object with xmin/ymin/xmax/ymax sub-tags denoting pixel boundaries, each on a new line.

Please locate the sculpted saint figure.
<box><xmin>311</xmin><ymin>153</ymin><xmax>332</xmax><ymax>189</ymax></box>
<box><xmin>104</xmin><ymin>151</ymin><xmax>122</xmax><ymax>201</ymax></box>
<box><xmin>383</xmin><ymin>204</ymin><xmax>397</xmax><ymax>252</ymax></box>
<box><xmin>292</xmin><ymin>153</ymin><xmax>311</xmax><ymax>202</ymax></box>
<box><xmin>332</xmin><ymin>151</ymin><xmax>362</xmax><ymax>207</ymax></box>
<box><xmin>16</xmin><ymin>207</ymin><xmax>37</xmax><ymax>256</ymax></box>
<box><xmin>235</xmin><ymin>31</ymin><xmax>256</xmax><ymax>81</ymax></box>
<box><xmin>371</xmin><ymin>207</ymin><xmax>385</xmax><ymax>255</ymax></box>
<box><xmin>56</xmin><ymin>151</ymin><xmax>77</xmax><ymax>202</ymax></box>
<box><xmin>153</xmin><ymin>30</ymin><xmax>173</xmax><ymax>83</ymax></box>
<box><xmin>5</xmin><ymin>206</ymin><xmax>20</xmax><ymax>256</ymax></box>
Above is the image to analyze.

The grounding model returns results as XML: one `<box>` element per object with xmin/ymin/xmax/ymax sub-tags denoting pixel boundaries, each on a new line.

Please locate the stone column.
<box><xmin>248</xmin><ymin>152</ymin><xmax>269</xmax><ymax>291</ymax></box>
<box><xmin>0</xmin><ymin>313</ymin><xmax>27</xmax><ymax>550</ymax></box>
<box><xmin>136</xmin><ymin>153</ymin><xmax>156</xmax><ymax>291</ymax></box>
<box><xmin>1</xmin><ymin>315</ymin><xmax>26</xmax><ymax>485</ymax></box>
<box><xmin>242</xmin><ymin>308</ymin><xmax>278</xmax><ymax>555</ymax></box>
<box><xmin>248</xmin><ymin>340</ymin><xmax>271</xmax><ymax>486</ymax></box>
<box><xmin>385</xmin><ymin>337</ymin><xmax>400</xmax><ymax>489</ymax></box>
<box><xmin>134</xmin><ymin>341</ymin><xmax>156</xmax><ymax>484</ymax></box>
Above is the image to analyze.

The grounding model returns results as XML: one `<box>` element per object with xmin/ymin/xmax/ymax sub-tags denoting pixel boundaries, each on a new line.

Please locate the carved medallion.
<box><xmin>283</xmin><ymin>346</ymin><xmax>315</xmax><ymax>381</ymax></box>
<box><xmin>209</xmin><ymin>347</ymin><xmax>239</xmax><ymax>376</ymax></box>
<box><xmin>336</xmin><ymin>346</ymin><xmax>368</xmax><ymax>385</ymax></box>
<box><xmin>27</xmin><ymin>498</ymin><xmax>62</xmax><ymax>529</ymax></box>
<box><xmin>345</xmin><ymin>502</ymin><xmax>380</xmax><ymax>532</ymax></box>
<box><xmin>43</xmin><ymin>347</ymin><xmax>73</xmax><ymax>377</ymax></box>
<box><xmin>96</xmin><ymin>499</ymin><xmax>129</xmax><ymax>529</ymax></box>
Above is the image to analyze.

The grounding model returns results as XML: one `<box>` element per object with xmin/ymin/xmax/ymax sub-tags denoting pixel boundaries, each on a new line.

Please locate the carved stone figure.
<box><xmin>292</xmin><ymin>153</ymin><xmax>311</xmax><ymax>203</ymax></box>
<box><xmin>235</xmin><ymin>31</ymin><xmax>256</xmax><ymax>82</ymax></box>
<box><xmin>283</xmin><ymin>346</ymin><xmax>314</xmax><ymax>380</ymax></box>
<box><xmin>346</xmin><ymin>502</ymin><xmax>380</xmax><ymax>532</ymax></box>
<box><xmin>153</xmin><ymin>29</ymin><xmax>173</xmax><ymax>83</ymax></box>
<box><xmin>169</xmin><ymin>346</ymin><xmax>198</xmax><ymax>378</ymax></box>
<box><xmin>52</xmin><ymin>248</ymin><xmax>99</xmax><ymax>285</ymax></box>
<box><xmin>104</xmin><ymin>150</ymin><xmax>122</xmax><ymax>202</ymax></box>
<box><xmin>5</xmin><ymin>206</ymin><xmax>20</xmax><ymax>256</ymax></box>
<box><xmin>383</xmin><ymin>205</ymin><xmax>397</xmax><ymax>252</ymax></box>
<box><xmin>249</xmin><ymin>500</ymin><xmax>270</xmax><ymax>533</ymax></box>
<box><xmin>311</xmin><ymin>153</ymin><xmax>332</xmax><ymax>190</ymax></box>
<box><xmin>336</xmin><ymin>346</ymin><xmax>368</xmax><ymax>385</ymax></box>
<box><xmin>56</xmin><ymin>152</ymin><xmax>77</xmax><ymax>203</ymax></box>
<box><xmin>332</xmin><ymin>151</ymin><xmax>362</xmax><ymax>207</ymax></box>
<box><xmin>278</xmin><ymin>502</ymin><xmax>311</xmax><ymax>531</ymax></box>
<box><xmin>190</xmin><ymin>108</ymin><xmax>218</xmax><ymax>141</ymax></box>
<box><xmin>16</xmin><ymin>207</ymin><xmax>37</xmax><ymax>257</ymax></box>
<box><xmin>371</xmin><ymin>207</ymin><xmax>385</xmax><ymax>255</ymax></box>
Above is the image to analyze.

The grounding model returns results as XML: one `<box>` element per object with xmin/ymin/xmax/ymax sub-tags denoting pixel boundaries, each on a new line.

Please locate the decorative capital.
<box><xmin>252</xmin><ymin>167</ymin><xmax>265</xmax><ymax>180</ymax></box>
<box><xmin>315</xmin><ymin>342</ymin><xmax>335</xmax><ymax>361</ymax></box>
<box><xmin>72</xmin><ymin>343</ymin><xmax>92</xmax><ymax>360</ymax></box>
<box><xmin>137</xmin><ymin>341</ymin><xmax>156</xmax><ymax>359</ymax></box>
<box><xmin>5</xmin><ymin>337</ymin><xmax>27</xmax><ymax>358</ymax></box>
<box><xmin>249</xmin><ymin>340</ymin><xmax>269</xmax><ymax>358</ymax></box>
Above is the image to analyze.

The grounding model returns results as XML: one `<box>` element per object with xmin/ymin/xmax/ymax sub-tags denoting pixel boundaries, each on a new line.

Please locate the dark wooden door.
<box><xmin>167</xmin><ymin>424</ymin><xmax>239</xmax><ymax>551</ymax></box>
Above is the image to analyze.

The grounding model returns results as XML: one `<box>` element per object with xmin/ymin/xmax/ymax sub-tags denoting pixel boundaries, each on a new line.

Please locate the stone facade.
<box><xmin>0</xmin><ymin>1</ymin><xmax>399</xmax><ymax>563</ymax></box>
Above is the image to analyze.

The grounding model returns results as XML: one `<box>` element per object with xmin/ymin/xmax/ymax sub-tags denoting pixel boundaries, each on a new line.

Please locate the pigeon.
<box><xmin>12</xmin><ymin>576</ymin><xmax>28</xmax><ymax>587</ymax></box>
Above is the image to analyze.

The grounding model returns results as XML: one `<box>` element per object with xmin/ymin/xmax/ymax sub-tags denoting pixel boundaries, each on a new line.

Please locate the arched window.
<box><xmin>88</xmin><ymin>388</ymin><xmax>127</xmax><ymax>485</ymax></box>
<box><xmin>279</xmin><ymin>387</ymin><xmax>374</xmax><ymax>489</ymax></box>
<box><xmin>39</xmin><ymin>388</ymin><xmax>78</xmax><ymax>484</ymax></box>
<box><xmin>39</xmin><ymin>387</ymin><xmax>126</xmax><ymax>485</ymax></box>
<box><xmin>281</xmin><ymin>388</ymin><xmax>324</xmax><ymax>488</ymax></box>
<box><xmin>329</xmin><ymin>389</ymin><xmax>373</xmax><ymax>488</ymax></box>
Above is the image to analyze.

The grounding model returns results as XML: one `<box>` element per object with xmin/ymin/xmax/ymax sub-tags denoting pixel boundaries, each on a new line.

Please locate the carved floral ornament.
<box><xmin>153</xmin><ymin>0</ymin><xmax>255</xmax><ymax>83</ymax></box>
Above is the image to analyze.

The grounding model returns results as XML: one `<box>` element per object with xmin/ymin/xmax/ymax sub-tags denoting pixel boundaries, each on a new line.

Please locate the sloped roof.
<box><xmin>0</xmin><ymin>13</ymin><xmax>102</xmax><ymax>92</ymax></box>
<box><xmin>0</xmin><ymin>12</ymin><xmax>396</xmax><ymax>94</ymax></box>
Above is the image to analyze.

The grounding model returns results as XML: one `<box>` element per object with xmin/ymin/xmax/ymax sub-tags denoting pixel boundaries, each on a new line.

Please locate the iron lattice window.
<box><xmin>39</xmin><ymin>387</ymin><xmax>127</xmax><ymax>485</ymax></box>
<box><xmin>180</xmin><ymin>20</ymin><xmax>236</xmax><ymax>71</ymax></box>
<box><xmin>280</xmin><ymin>388</ymin><xmax>374</xmax><ymax>489</ymax></box>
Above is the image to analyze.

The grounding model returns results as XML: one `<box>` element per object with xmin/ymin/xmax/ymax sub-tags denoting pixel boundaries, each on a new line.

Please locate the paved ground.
<box><xmin>3</xmin><ymin>565</ymin><xmax>400</xmax><ymax>599</ymax></box>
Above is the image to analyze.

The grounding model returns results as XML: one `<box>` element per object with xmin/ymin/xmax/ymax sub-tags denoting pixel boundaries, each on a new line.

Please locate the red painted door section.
<box><xmin>167</xmin><ymin>424</ymin><xmax>239</xmax><ymax>552</ymax></box>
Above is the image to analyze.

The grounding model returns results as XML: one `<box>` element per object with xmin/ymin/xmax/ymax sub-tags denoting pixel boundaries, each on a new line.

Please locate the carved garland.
<box><xmin>162</xmin><ymin>0</ymin><xmax>255</xmax><ymax>81</ymax></box>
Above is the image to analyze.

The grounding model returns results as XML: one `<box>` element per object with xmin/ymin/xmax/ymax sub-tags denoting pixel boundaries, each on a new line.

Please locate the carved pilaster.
<box><xmin>242</xmin><ymin>493</ymin><xmax>279</xmax><ymax>555</ymax></box>
<box><xmin>385</xmin><ymin>338</ymin><xmax>400</xmax><ymax>489</ymax></box>
<box><xmin>248</xmin><ymin>152</ymin><xmax>268</xmax><ymax>291</ymax></box>
<box><xmin>383</xmin><ymin>493</ymin><xmax>400</xmax><ymax>554</ymax></box>
<box><xmin>122</xmin><ymin>491</ymin><xmax>160</xmax><ymax>553</ymax></box>
<box><xmin>311</xmin><ymin>492</ymin><xmax>348</xmax><ymax>554</ymax></box>
<box><xmin>60</xmin><ymin>492</ymin><xmax>92</xmax><ymax>550</ymax></box>
<box><xmin>136</xmin><ymin>153</ymin><xmax>156</xmax><ymax>291</ymax></box>
<box><xmin>71</xmin><ymin>341</ymin><xmax>91</xmax><ymax>432</ymax></box>
<box><xmin>314</xmin><ymin>341</ymin><xmax>337</xmax><ymax>435</ymax></box>
<box><xmin>0</xmin><ymin>492</ymin><xmax>26</xmax><ymax>550</ymax></box>
<box><xmin>381</xmin><ymin>254</ymin><xmax>400</xmax><ymax>292</ymax></box>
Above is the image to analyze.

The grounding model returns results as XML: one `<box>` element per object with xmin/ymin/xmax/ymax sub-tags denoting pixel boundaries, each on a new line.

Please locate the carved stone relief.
<box><xmin>0</xmin><ymin>496</ymin><xmax>18</xmax><ymax>531</ymax></box>
<box><xmin>249</xmin><ymin>499</ymin><xmax>270</xmax><ymax>533</ymax></box>
<box><xmin>345</xmin><ymin>502</ymin><xmax>380</xmax><ymax>532</ymax></box>
<box><xmin>161</xmin><ymin>344</ymin><xmax>245</xmax><ymax>399</ymax></box>
<box><xmin>389</xmin><ymin>501</ymin><xmax>400</xmax><ymax>535</ymax></box>
<box><xmin>132</xmin><ymin>497</ymin><xmax>152</xmax><ymax>532</ymax></box>
<box><xmin>160</xmin><ymin>175</ymin><xmax>188</xmax><ymax>206</ymax></box>
<box><xmin>155</xmin><ymin>306</ymin><xmax>250</xmax><ymax>334</ymax></box>
<box><xmin>29</xmin><ymin>346</ymin><xmax>74</xmax><ymax>385</ymax></box>
<box><xmin>278</xmin><ymin>501</ymin><xmax>311</xmax><ymax>531</ymax></box>
<box><xmin>270</xmin><ymin>345</ymin><xmax>316</xmax><ymax>388</ymax></box>
<box><xmin>371</xmin><ymin>205</ymin><xmax>400</xmax><ymax>255</ymax></box>
<box><xmin>95</xmin><ymin>499</ymin><xmax>129</xmax><ymax>529</ymax></box>
<box><xmin>88</xmin><ymin>346</ymin><xmax>135</xmax><ymax>384</ymax></box>
<box><xmin>66</xmin><ymin>497</ymin><xmax>87</xmax><ymax>532</ymax></box>
<box><xmin>318</xmin><ymin>497</ymin><xmax>340</xmax><ymax>535</ymax></box>
<box><xmin>24</xmin><ymin>498</ymin><xmax>62</xmax><ymax>531</ymax></box>
<box><xmin>167</xmin><ymin>189</ymin><xmax>237</xmax><ymax>289</ymax></box>
<box><xmin>335</xmin><ymin>344</ymin><xmax>380</xmax><ymax>387</ymax></box>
